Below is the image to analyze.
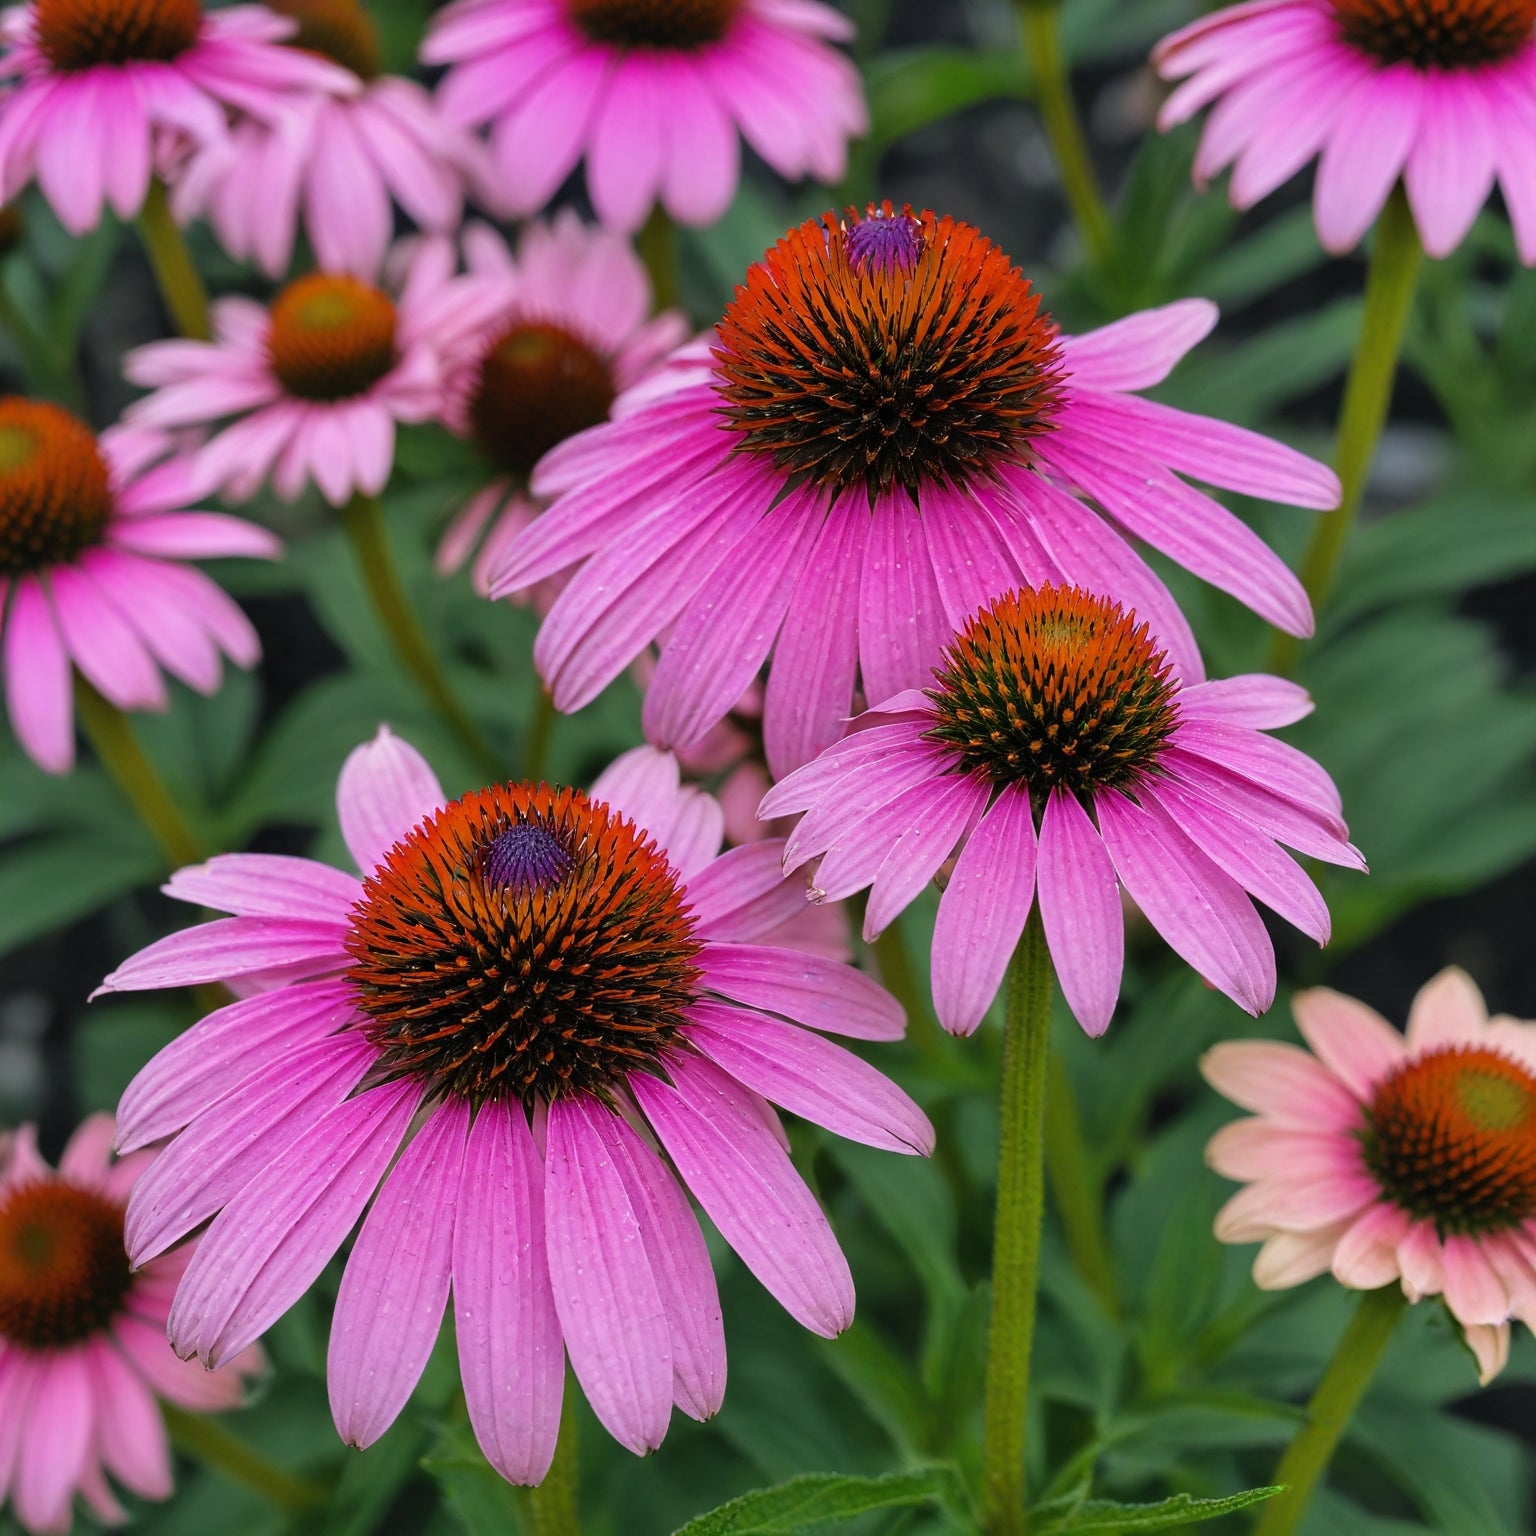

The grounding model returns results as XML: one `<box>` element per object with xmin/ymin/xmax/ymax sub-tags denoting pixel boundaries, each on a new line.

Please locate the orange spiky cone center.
<box><xmin>0</xmin><ymin>396</ymin><xmax>112</xmax><ymax>576</ymax></box>
<box><xmin>268</xmin><ymin>273</ymin><xmax>398</xmax><ymax>401</ymax></box>
<box><xmin>1331</xmin><ymin>0</ymin><xmax>1536</xmax><ymax>66</ymax></box>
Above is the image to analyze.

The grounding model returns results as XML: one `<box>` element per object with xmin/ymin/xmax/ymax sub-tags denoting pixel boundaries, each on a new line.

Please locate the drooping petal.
<box><xmin>1036</xmin><ymin>790</ymin><xmax>1123</xmax><ymax>1037</ymax></box>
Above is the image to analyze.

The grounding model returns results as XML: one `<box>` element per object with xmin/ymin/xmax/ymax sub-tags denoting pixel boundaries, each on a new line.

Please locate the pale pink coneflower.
<box><xmin>435</xmin><ymin>213</ymin><xmax>687</xmax><ymax>596</ymax></box>
<box><xmin>96</xmin><ymin>728</ymin><xmax>931</xmax><ymax>1480</ymax></box>
<box><xmin>421</xmin><ymin>0</ymin><xmax>868</xmax><ymax>231</ymax></box>
<box><xmin>762</xmin><ymin>585</ymin><xmax>1363</xmax><ymax>1038</ymax></box>
<box><xmin>0</xmin><ymin>398</ymin><xmax>278</xmax><ymax>775</ymax></box>
<box><xmin>1154</xmin><ymin>0</ymin><xmax>1536</xmax><ymax>261</ymax></box>
<box><xmin>1205</xmin><ymin>967</ymin><xmax>1536</xmax><ymax>1382</ymax></box>
<box><xmin>489</xmin><ymin>205</ymin><xmax>1342</xmax><ymax>777</ymax></box>
<box><xmin>0</xmin><ymin>0</ymin><xmax>355</xmax><ymax>235</ymax></box>
<box><xmin>0</xmin><ymin>1116</ymin><xmax>261</xmax><ymax>1535</ymax></box>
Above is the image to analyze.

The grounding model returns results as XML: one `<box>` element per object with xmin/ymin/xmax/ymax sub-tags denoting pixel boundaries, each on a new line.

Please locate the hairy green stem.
<box><xmin>136</xmin><ymin>180</ymin><xmax>210</xmax><ymax>341</ymax></box>
<box><xmin>524</xmin><ymin>1393</ymin><xmax>581</xmax><ymax>1536</ymax></box>
<box><xmin>1044</xmin><ymin>1050</ymin><xmax>1118</xmax><ymax>1318</ymax></box>
<box><xmin>637</xmin><ymin>203</ymin><xmax>679</xmax><ymax>314</ymax></box>
<box><xmin>1252</xmin><ymin>1286</ymin><xmax>1408</xmax><ymax>1536</ymax></box>
<box><xmin>979</xmin><ymin>913</ymin><xmax>1054</xmax><ymax>1536</ymax></box>
<box><xmin>163</xmin><ymin>1403</ymin><xmax>326</xmax><ymax>1510</ymax></box>
<box><xmin>1270</xmin><ymin>185</ymin><xmax>1421</xmax><ymax>675</ymax></box>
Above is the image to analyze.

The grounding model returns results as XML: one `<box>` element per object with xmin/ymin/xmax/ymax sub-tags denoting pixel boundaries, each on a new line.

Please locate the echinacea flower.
<box><xmin>1204</xmin><ymin>968</ymin><xmax>1536</xmax><ymax>1382</ymax></box>
<box><xmin>421</xmin><ymin>0</ymin><xmax>868</xmax><ymax>231</ymax></box>
<box><xmin>0</xmin><ymin>1116</ymin><xmax>260</xmax><ymax>1535</ymax></box>
<box><xmin>0</xmin><ymin>398</ymin><xmax>278</xmax><ymax>775</ymax></box>
<box><xmin>0</xmin><ymin>0</ymin><xmax>354</xmax><ymax>235</ymax></box>
<box><xmin>435</xmin><ymin>214</ymin><xmax>686</xmax><ymax>596</ymax></box>
<box><xmin>124</xmin><ymin>240</ymin><xmax>499</xmax><ymax>506</ymax></box>
<box><xmin>762</xmin><ymin>584</ymin><xmax>1362</xmax><ymax>1038</ymax></box>
<box><xmin>1154</xmin><ymin>0</ymin><xmax>1536</xmax><ymax>261</ymax></box>
<box><xmin>173</xmin><ymin>0</ymin><xmax>484</xmax><ymax>279</ymax></box>
<box><xmin>490</xmin><ymin>205</ymin><xmax>1341</xmax><ymax>776</ymax></box>
<box><xmin>96</xmin><ymin>729</ymin><xmax>930</xmax><ymax>1480</ymax></box>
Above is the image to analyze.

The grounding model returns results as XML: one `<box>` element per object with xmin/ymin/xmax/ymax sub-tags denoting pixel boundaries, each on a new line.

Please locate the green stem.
<box><xmin>136</xmin><ymin>179</ymin><xmax>210</xmax><ymax>341</ymax></box>
<box><xmin>979</xmin><ymin>913</ymin><xmax>1054</xmax><ymax>1536</ymax></box>
<box><xmin>341</xmin><ymin>493</ymin><xmax>502</xmax><ymax>782</ymax></box>
<box><xmin>1015</xmin><ymin>1</ymin><xmax>1114</xmax><ymax>271</ymax></box>
<box><xmin>524</xmin><ymin>1392</ymin><xmax>580</xmax><ymax>1536</ymax></box>
<box><xmin>1252</xmin><ymin>1286</ymin><xmax>1408</xmax><ymax>1536</ymax></box>
<box><xmin>637</xmin><ymin>203</ymin><xmax>679</xmax><ymax>314</ymax></box>
<box><xmin>1043</xmin><ymin>1050</ymin><xmax>1118</xmax><ymax>1319</ymax></box>
<box><xmin>1269</xmin><ymin>185</ymin><xmax>1421</xmax><ymax>675</ymax></box>
<box><xmin>162</xmin><ymin>1403</ymin><xmax>326</xmax><ymax>1511</ymax></box>
<box><xmin>525</xmin><ymin>680</ymin><xmax>558</xmax><ymax>783</ymax></box>
<box><xmin>73</xmin><ymin>675</ymin><xmax>204</xmax><ymax>869</ymax></box>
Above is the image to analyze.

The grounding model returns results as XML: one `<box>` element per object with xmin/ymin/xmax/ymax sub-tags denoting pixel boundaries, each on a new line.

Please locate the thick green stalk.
<box><xmin>162</xmin><ymin>1403</ymin><xmax>326</xmax><ymax>1510</ymax></box>
<box><xmin>1270</xmin><ymin>186</ymin><xmax>1421</xmax><ymax>675</ymax></box>
<box><xmin>637</xmin><ymin>204</ymin><xmax>679</xmax><ymax>313</ymax></box>
<box><xmin>524</xmin><ymin>1394</ymin><xmax>580</xmax><ymax>1536</ymax></box>
<box><xmin>524</xmin><ymin>681</ymin><xmax>558</xmax><ymax>783</ymax></box>
<box><xmin>73</xmin><ymin>675</ymin><xmax>204</xmax><ymax>869</ymax></box>
<box><xmin>1251</xmin><ymin>1286</ymin><xmax>1408</xmax><ymax>1536</ymax></box>
<box><xmin>979</xmin><ymin>913</ymin><xmax>1054</xmax><ymax>1536</ymax></box>
<box><xmin>341</xmin><ymin>493</ymin><xmax>502</xmax><ymax>782</ymax></box>
<box><xmin>136</xmin><ymin>180</ymin><xmax>210</xmax><ymax>341</ymax></box>
<box><xmin>1015</xmin><ymin>1</ymin><xmax>1114</xmax><ymax>271</ymax></box>
<box><xmin>1044</xmin><ymin>1050</ymin><xmax>1118</xmax><ymax>1318</ymax></box>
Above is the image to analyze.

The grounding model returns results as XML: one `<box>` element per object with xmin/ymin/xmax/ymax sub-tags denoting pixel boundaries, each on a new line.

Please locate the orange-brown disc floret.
<box><xmin>0</xmin><ymin>1179</ymin><xmax>132</xmax><ymax>1350</ymax></box>
<box><xmin>0</xmin><ymin>397</ymin><xmax>113</xmax><ymax>577</ymax></box>
<box><xmin>926</xmin><ymin>585</ymin><xmax>1179</xmax><ymax>800</ymax></box>
<box><xmin>1332</xmin><ymin>0</ymin><xmax>1536</xmax><ymax>67</ymax></box>
<box><xmin>267</xmin><ymin>273</ymin><xmax>398</xmax><ymax>402</ymax></box>
<box><xmin>267</xmin><ymin>0</ymin><xmax>381</xmax><ymax>78</ymax></box>
<box><xmin>468</xmin><ymin>322</ymin><xmax>617</xmax><ymax>481</ymax></box>
<box><xmin>566</xmin><ymin>0</ymin><xmax>740</xmax><ymax>49</ymax></box>
<box><xmin>34</xmin><ymin>0</ymin><xmax>202</xmax><ymax>70</ymax></box>
<box><xmin>345</xmin><ymin>782</ymin><xmax>704</xmax><ymax>1106</ymax></box>
<box><xmin>1364</xmin><ymin>1045</ymin><xmax>1536</xmax><ymax>1234</ymax></box>
<box><xmin>714</xmin><ymin>204</ymin><xmax>1067</xmax><ymax>506</ymax></box>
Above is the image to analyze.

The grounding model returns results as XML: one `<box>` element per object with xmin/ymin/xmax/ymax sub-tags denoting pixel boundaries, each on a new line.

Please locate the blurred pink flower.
<box><xmin>489</xmin><ymin>206</ymin><xmax>1341</xmax><ymax>777</ymax></box>
<box><xmin>97</xmin><ymin>728</ymin><xmax>928</xmax><ymax>1480</ymax></box>
<box><xmin>1155</xmin><ymin>0</ymin><xmax>1536</xmax><ymax>261</ymax></box>
<box><xmin>1205</xmin><ymin>967</ymin><xmax>1536</xmax><ymax>1383</ymax></box>
<box><xmin>0</xmin><ymin>1115</ymin><xmax>261</xmax><ymax>1535</ymax></box>
<box><xmin>763</xmin><ymin>585</ymin><xmax>1362</xmax><ymax>1038</ymax></box>
<box><xmin>435</xmin><ymin>213</ymin><xmax>686</xmax><ymax>596</ymax></box>
<box><xmin>0</xmin><ymin>0</ymin><xmax>354</xmax><ymax>234</ymax></box>
<box><xmin>0</xmin><ymin>399</ymin><xmax>278</xmax><ymax>775</ymax></box>
<box><xmin>421</xmin><ymin>0</ymin><xmax>868</xmax><ymax>230</ymax></box>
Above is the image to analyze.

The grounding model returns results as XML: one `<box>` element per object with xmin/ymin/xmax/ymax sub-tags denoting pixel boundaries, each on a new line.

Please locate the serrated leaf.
<box><xmin>670</xmin><ymin>1467</ymin><xmax>964</xmax><ymax>1536</ymax></box>
<box><xmin>1034</xmin><ymin>1486</ymin><xmax>1282</xmax><ymax>1533</ymax></box>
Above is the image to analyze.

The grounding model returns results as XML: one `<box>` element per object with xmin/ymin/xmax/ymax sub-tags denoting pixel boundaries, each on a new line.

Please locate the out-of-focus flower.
<box><xmin>490</xmin><ymin>204</ymin><xmax>1341</xmax><ymax>776</ymax></box>
<box><xmin>0</xmin><ymin>0</ymin><xmax>354</xmax><ymax>234</ymax></box>
<box><xmin>97</xmin><ymin>729</ymin><xmax>928</xmax><ymax>1481</ymax></box>
<box><xmin>1154</xmin><ymin>0</ymin><xmax>1536</xmax><ymax>261</ymax></box>
<box><xmin>435</xmin><ymin>214</ymin><xmax>686</xmax><ymax>596</ymax></box>
<box><xmin>421</xmin><ymin>0</ymin><xmax>868</xmax><ymax>230</ymax></box>
<box><xmin>763</xmin><ymin>585</ymin><xmax>1363</xmax><ymax>1037</ymax></box>
<box><xmin>0</xmin><ymin>1115</ymin><xmax>261</xmax><ymax>1534</ymax></box>
<box><xmin>1205</xmin><ymin>968</ymin><xmax>1536</xmax><ymax>1382</ymax></box>
<box><xmin>173</xmin><ymin>0</ymin><xmax>485</xmax><ymax>279</ymax></box>
<box><xmin>0</xmin><ymin>399</ymin><xmax>278</xmax><ymax>774</ymax></box>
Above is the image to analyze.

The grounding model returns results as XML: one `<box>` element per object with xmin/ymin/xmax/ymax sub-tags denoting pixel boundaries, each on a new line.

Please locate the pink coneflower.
<box><xmin>0</xmin><ymin>398</ymin><xmax>277</xmax><ymax>775</ymax></box>
<box><xmin>1154</xmin><ymin>0</ymin><xmax>1536</xmax><ymax>261</ymax></box>
<box><xmin>0</xmin><ymin>1115</ymin><xmax>260</xmax><ymax>1535</ymax></box>
<box><xmin>124</xmin><ymin>241</ymin><xmax>497</xmax><ymax>506</ymax></box>
<box><xmin>421</xmin><ymin>0</ymin><xmax>868</xmax><ymax>231</ymax></box>
<box><xmin>97</xmin><ymin>729</ymin><xmax>929</xmax><ymax>1480</ymax></box>
<box><xmin>172</xmin><ymin>0</ymin><xmax>483</xmax><ymax>279</ymax></box>
<box><xmin>490</xmin><ymin>205</ymin><xmax>1341</xmax><ymax>777</ymax></box>
<box><xmin>0</xmin><ymin>0</ymin><xmax>354</xmax><ymax>235</ymax></box>
<box><xmin>1205</xmin><ymin>967</ymin><xmax>1536</xmax><ymax>1382</ymax></box>
<box><xmin>435</xmin><ymin>214</ymin><xmax>687</xmax><ymax>596</ymax></box>
<box><xmin>762</xmin><ymin>585</ymin><xmax>1362</xmax><ymax>1038</ymax></box>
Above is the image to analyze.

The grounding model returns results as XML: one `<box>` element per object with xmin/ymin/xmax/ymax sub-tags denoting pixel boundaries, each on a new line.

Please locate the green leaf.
<box><xmin>0</xmin><ymin>829</ymin><xmax>160</xmax><ymax>957</ymax></box>
<box><xmin>1034</xmin><ymin>1486</ymin><xmax>1283</xmax><ymax>1533</ymax></box>
<box><xmin>671</xmin><ymin>1467</ymin><xmax>965</xmax><ymax>1536</ymax></box>
<box><xmin>421</xmin><ymin>1422</ymin><xmax>526</xmax><ymax>1536</ymax></box>
<box><xmin>863</xmin><ymin>46</ymin><xmax>1028</xmax><ymax>150</ymax></box>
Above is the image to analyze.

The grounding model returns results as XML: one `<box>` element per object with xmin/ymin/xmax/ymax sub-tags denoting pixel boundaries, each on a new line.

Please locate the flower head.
<box><xmin>1155</xmin><ymin>0</ymin><xmax>1536</xmax><ymax>261</ymax></box>
<box><xmin>421</xmin><ymin>0</ymin><xmax>868</xmax><ymax>230</ymax></box>
<box><xmin>491</xmin><ymin>205</ymin><xmax>1340</xmax><ymax>777</ymax></box>
<box><xmin>763</xmin><ymin>584</ymin><xmax>1362</xmax><ymax>1038</ymax></box>
<box><xmin>0</xmin><ymin>0</ymin><xmax>354</xmax><ymax>234</ymax></box>
<box><xmin>0</xmin><ymin>398</ymin><xmax>278</xmax><ymax>774</ymax></box>
<box><xmin>435</xmin><ymin>215</ymin><xmax>687</xmax><ymax>596</ymax></box>
<box><xmin>0</xmin><ymin>1116</ymin><xmax>260</xmax><ymax>1534</ymax></box>
<box><xmin>1204</xmin><ymin>968</ymin><xmax>1536</xmax><ymax>1382</ymax></box>
<box><xmin>96</xmin><ymin>728</ymin><xmax>930</xmax><ymax>1479</ymax></box>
